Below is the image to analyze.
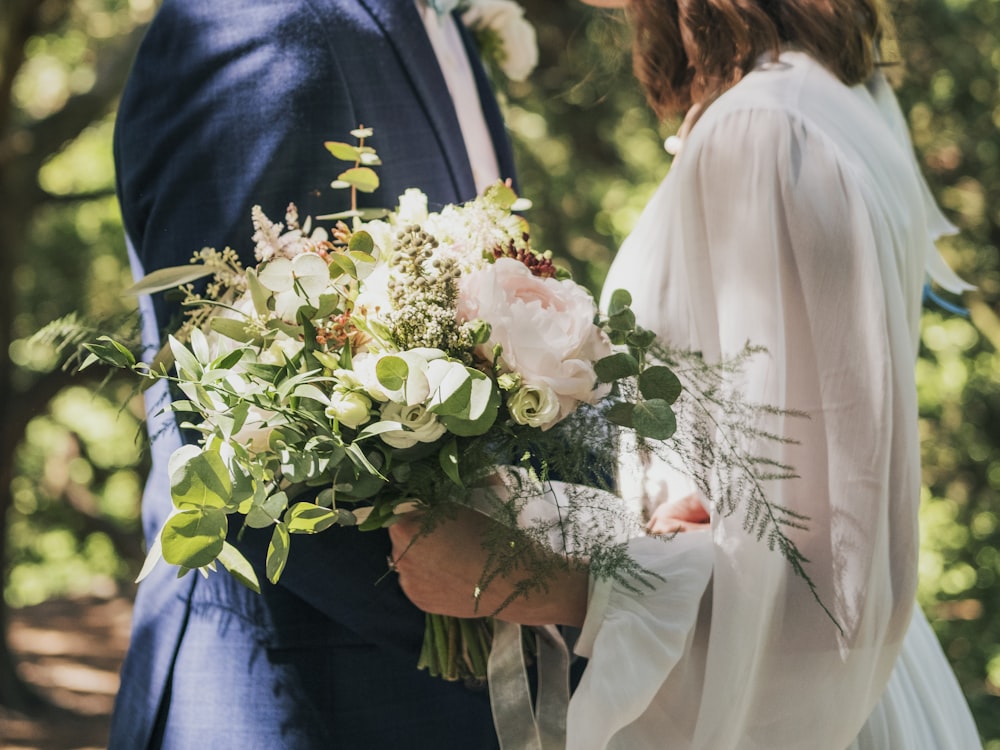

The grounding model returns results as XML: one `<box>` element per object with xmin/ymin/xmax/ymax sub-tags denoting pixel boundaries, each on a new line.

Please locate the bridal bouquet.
<box><xmin>78</xmin><ymin>128</ymin><xmax>697</xmax><ymax>679</ymax></box>
<box><xmin>73</xmin><ymin>129</ymin><xmax>811</xmax><ymax>680</ymax></box>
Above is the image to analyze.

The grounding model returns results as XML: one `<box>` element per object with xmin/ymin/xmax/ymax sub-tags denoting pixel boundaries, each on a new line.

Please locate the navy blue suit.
<box><xmin>109</xmin><ymin>1</ymin><xmax>516</xmax><ymax>747</ymax></box>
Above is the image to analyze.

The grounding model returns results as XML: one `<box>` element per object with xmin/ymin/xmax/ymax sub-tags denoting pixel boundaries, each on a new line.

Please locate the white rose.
<box><xmin>463</xmin><ymin>0</ymin><xmax>538</xmax><ymax>82</ymax></box>
<box><xmin>457</xmin><ymin>257</ymin><xmax>612</xmax><ymax>422</ymax></box>
<box><xmin>379</xmin><ymin>402</ymin><xmax>447</xmax><ymax>449</ymax></box>
<box><xmin>325</xmin><ymin>391</ymin><xmax>373</xmax><ymax>429</ymax></box>
<box><xmin>507</xmin><ymin>383</ymin><xmax>561</xmax><ymax>430</ymax></box>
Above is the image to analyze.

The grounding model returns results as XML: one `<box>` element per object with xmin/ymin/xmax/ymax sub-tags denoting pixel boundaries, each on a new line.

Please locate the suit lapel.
<box><xmin>356</xmin><ymin>0</ymin><xmax>477</xmax><ymax>199</ymax></box>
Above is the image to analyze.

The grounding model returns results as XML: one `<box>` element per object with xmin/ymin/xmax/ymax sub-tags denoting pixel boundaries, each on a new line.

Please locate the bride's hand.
<box><xmin>647</xmin><ymin>493</ymin><xmax>710</xmax><ymax>535</ymax></box>
<box><xmin>387</xmin><ymin>507</ymin><xmax>588</xmax><ymax>627</ymax></box>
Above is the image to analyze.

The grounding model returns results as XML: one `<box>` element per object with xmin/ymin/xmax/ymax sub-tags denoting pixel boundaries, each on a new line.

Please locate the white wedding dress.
<box><xmin>569</xmin><ymin>50</ymin><xmax>982</xmax><ymax>749</ymax></box>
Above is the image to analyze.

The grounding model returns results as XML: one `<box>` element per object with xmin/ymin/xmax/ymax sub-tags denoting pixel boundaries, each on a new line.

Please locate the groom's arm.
<box><xmin>115</xmin><ymin>0</ymin><xmax>449</xmax><ymax>653</ymax></box>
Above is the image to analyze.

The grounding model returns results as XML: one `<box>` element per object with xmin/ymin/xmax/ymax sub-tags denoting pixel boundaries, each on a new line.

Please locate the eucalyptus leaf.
<box><xmin>607</xmin><ymin>288</ymin><xmax>633</xmax><ymax>317</ymax></box>
<box><xmin>639</xmin><ymin>365</ymin><xmax>682</xmax><ymax>404</ymax></box>
<box><xmin>161</xmin><ymin>508</ymin><xmax>227</xmax><ymax>568</ymax></box>
<box><xmin>607</xmin><ymin>307</ymin><xmax>636</xmax><ymax>333</ymax></box>
<box><xmin>217</xmin><ymin>541</ymin><xmax>260</xmax><ymax>593</ymax></box>
<box><xmin>244</xmin><ymin>490</ymin><xmax>284</xmax><ymax>528</ymax></box>
<box><xmin>594</xmin><ymin>352</ymin><xmax>640</xmax><ymax>383</ymax></box>
<box><xmin>324</xmin><ymin>140</ymin><xmax>361</xmax><ymax>162</ymax></box>
<box><xmin>170</xmin><ymin>449</ymin><xmax>232</xmax><ymax>510</ymax></box>
<box><xmin>327</xmin><ymin>252</ymin><xmax>357</xmax><ymax>279</ymax></box>
<box><xmin>286</xmin><ymin>502</ymin><xmax>340</xmax><ymax>534</ymax></box>
<box><xmin>376</xmin><ymin>355</ymin><xmax>409</xmax><ymax>392</ymax></box>
<box><xmin>135</xmin><ymin>533</ymin><xmax>164</xmax><ymax>583</ymax></box>
<box><xmin>337</xmin><ymin>167</ymin><xmax>380</xmax><ymax>194</ymax></box>
<box><xmin>348</xmin><ymin>231</ymin><xmax>375</xmax><ymax>255</ymax></box>
<box><xmin>632</xmin><ymin>399</ymin><xmax>678</xmax><ymax>440</ymax></box>
<box><xmin>606</xmin><ymin>402</ymin><xmax>636</xmax><ymax>429</ymax></box>
<box><xmin>266</xmin><ymin>523</ymin><xmax>291</xmax><ymax>584</ymax></box>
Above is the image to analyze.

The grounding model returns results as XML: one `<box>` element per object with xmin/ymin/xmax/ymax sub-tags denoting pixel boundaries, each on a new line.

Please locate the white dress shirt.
<box><xmin>416</xmin><ymin>1</ymin><xmax>501</xmax><ymax>194</ymax></box>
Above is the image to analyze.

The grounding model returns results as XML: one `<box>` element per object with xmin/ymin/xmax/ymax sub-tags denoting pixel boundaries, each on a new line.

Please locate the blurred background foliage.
<box><xmin>1</xmin><ymin>0</ymin><xmax>997</xmax><ymax>741</ymax></box>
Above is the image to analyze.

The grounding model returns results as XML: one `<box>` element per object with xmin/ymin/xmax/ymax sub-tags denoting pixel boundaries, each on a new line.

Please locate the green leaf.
<box><xmin>211</xmin><ymin>317</ymin><xmax>256</xmax><ymax>343</ymax></box>
<box><xmin>170</xmin><ymin>449</ymin><xmax>232</xmax><ymax>510</ymax></box>
<box><xmin>354</xmin><ymin>420</ymin><xmax>406</xmax><ymax>442</ymax></box>
<box><xmin>594</xmin><ymin>352</ymin><xmax>640</xmax><ymax>383</ymax></box>
<box><xmin>376</xmin><ymin>355</ymin><xmax>409</xmax><ymax>391</ymax></box>
<box><xmin>161</xmin><ymin>508</ymin><xmax>227</xmax><ymax>568</ymax></box>
<box><xmin>169</xmin><ymin>335</ymin><xmax>203</xmax><ymax>378</ymax></box>
<box><xmin>337</xmin><ymin>167</ymin><xmax>380</xmax><ymax>193</ymax></box>
<box><xmin>607</xmin><ymin>288</ymin><xmax>632</xmax><ymax>317</ymax></box>
<box><xmin>606</xmin><ymin>402</ymin><xmax>635</xmax><ymax>429</ymax></box>
<box><xmin>627</xmin><ymin>328</ymin><xmax>657</xmax><ymax>349</ymax></box>
<box><xmin>127</xmin><ymin>264</ymin><xmax>216</xmax><ymax>295</ymax></box>
<box><xmin>316</xmin><ymin>207</ymin><xmax>390</xmax><ymax>222</ymax></box>
<box><xmin>246</xmin><ymin>490</ymin><xmax>289</xmax><ymax>529</ymax></box>
<box><xmin>286</xmin><ymin>502</ymin><xmax>340</xmax><ymax>534</ymax></box>
<box><xmin>327</xmin><ymin>252</ymin><xmax>358</xmax><ymax>279</ymax></box>
<box><xmin>350</xmin><ymin>126</ymin><xmax>374</xmax><ymax>139</ymax></box>
<box><xmin>135</xmin><ymin>533</ymin><xmax>163</xmax><ymax>583</ymax></box>
<box><xmin>639</xmin><ymin>366</ymin><xmax>682</xmax><ymax>404</ymax></box>
<box><xmin>439</xmin><ymin>439</ymin><xmax>463</xmax><ymax>487</ymax></box>
<box><xmin>632</xmin><ymin>399</ymin><xmax>677</xmax><ymax>440</ymax></box>
<box><xmin>324</xmin><ymin>140</ymin><xmax>361</xmax><ymax>162</ymax></box>
<box><xmin>348</xmin><ymin>231</ymin><xmax>375</xmax><ymax>255</ymax></box>
<box><xmin>83</xmin><ymin>336</ymin><xmax>136</xmax><ymax>369</ymax></box>
<box><xmin>217</xmin><ymin>541</ymin><xmax>260</xmax><ymax>593</ymax></box>
<box><xmin>246</xmin><ymin>267</ymin><xmax>272</xmax><ymax>316</ymax></box>
<box><xmin>266</xmin><ymin>523</ymin><xmax>291</xmax><ymax>584</ymax></box>
<box><xmin>440</xmin><ymin>372</ymin><xmax>500</xmax><ymax>436</ymax></box>
<box><xmin>607</xmin><ymin>307</ymin><xmax>636</xmax><ymax>332</ymax></box>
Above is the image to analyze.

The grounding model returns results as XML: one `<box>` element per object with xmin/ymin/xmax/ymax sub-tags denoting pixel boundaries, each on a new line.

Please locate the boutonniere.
<box><xmin>460</xmin><ymin>0</ymin><xmax>538</xmax><ymax>83</ymax></box>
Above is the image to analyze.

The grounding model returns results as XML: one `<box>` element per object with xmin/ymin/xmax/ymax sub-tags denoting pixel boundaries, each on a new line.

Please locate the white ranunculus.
<box><xmin>457</xmin><ymin>257</ymin><xmax>612</xmax><ymax>424</ymax></box>
<box><xmin>507</xmin><ymin>382</ymin><xmax>561</xmax><ymax>430</ymax></box>
<box><xmin>379</xmin><ymin>402</ymin><xmax>447</xmax><ymax>449</ymax></box>
<box><xmin>325</xmin><ymin>391</ymin><xmax>372</xmax><ymax>429</ymax></box>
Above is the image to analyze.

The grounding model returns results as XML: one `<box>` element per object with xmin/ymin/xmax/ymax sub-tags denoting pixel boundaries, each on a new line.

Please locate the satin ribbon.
<box><xmin>488</xmin><ymin>620</ymin><xmax>570</xmax><ymax>750</ymax></box>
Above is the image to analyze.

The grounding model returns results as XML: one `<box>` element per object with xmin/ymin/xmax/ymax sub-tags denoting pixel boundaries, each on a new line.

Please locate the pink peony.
<box><xmin>457</xmin><ymin>257</ymin><xmax>611</xmax><ymax>427</ymax></box>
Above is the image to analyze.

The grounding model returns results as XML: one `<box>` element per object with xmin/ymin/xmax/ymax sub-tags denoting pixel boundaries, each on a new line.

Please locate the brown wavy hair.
<box><xmin>626</xmin><ymin>0</ymin><xmax>896</xmax><ymax>118</ymax></box>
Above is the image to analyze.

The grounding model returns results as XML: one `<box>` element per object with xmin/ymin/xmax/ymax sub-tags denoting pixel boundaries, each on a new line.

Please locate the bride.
<box><xmin>388</xmin><ymin>0</ymin><xmax>983</xmax><ymax>746</ymax></box>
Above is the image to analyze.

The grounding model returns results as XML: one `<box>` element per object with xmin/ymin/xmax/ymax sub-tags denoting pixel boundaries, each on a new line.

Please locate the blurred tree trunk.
<box><xmin>0</xmin><ymin>0</ymin><xmax>146</xmax><ymax>711</ymax></box>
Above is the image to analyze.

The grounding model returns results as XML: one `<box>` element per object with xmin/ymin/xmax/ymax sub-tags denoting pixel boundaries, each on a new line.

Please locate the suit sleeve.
<box><xmin>116</xmin><ymin>0</ymin><xmax>434</xmax><ymax>654</ymax></box>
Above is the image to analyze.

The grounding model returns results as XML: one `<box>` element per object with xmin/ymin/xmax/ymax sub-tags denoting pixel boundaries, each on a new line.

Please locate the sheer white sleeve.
<box><xmin>585</xmin><ymin>66</ymin><xmax>937</xmax><ymax>747</ymax></box>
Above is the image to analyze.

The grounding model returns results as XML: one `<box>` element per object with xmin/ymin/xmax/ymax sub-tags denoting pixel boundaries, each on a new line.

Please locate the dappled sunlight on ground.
<box><xmin>0</xmin><ymin>596</ymin><xmax>131</xmax><ymax>750</ymax></box>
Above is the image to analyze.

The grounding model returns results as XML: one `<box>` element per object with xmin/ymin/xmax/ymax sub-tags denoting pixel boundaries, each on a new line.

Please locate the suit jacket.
<box><xmin>109</xmin><ymin>1</ymin><xmax>517</xmax><ymax>747</ymax></box>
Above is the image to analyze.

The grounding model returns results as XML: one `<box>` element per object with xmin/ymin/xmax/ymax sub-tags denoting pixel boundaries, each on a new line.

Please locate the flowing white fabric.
<box><xmin>569</xmin><ymin>51</ymin><xmax>982</xmax><ymax>749</ymax></box>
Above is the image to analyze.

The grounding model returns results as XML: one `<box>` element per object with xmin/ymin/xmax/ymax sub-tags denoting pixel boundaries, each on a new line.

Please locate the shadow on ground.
<box><xmin>0</xmin><ymin>597</ymin><xmax>131</xmax><ymax>750</ymax></box>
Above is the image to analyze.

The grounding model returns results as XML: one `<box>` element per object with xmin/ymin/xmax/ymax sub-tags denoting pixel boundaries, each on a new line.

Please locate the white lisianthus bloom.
<box><xmin>353</xmin><ymin>263</ymin><xmax>393</xmax><ymax>329</ymax></box>
<box><xmin>259</xmin><ymin>336</ymin><xmax>304</xmax><ymax>365</ymax></box>
<box><xmin>379</xmin><ymin>402</ymin><xmax>447</xmax><ymax>449</ymax></box>
<box><xmin>325</xmin><ymin>391</ymin><xmax>373</xmax><ymax>429</ymax></box>
<box><xmin>507</xmin><ymin>382</ymin><xmax>561</xmax><ymax>430</ymax></box>
<box><xmin>457</xmin><ymin>257</ymin><xmax>612</xmax><ymax>422</ymax></box>
<box><xmin>396</xmin><ymin>188</ymin><xmax>429</xmax><ymax>227</ymax></box>
<box><xmin>231</xmin><ymin>406</ymin><xmax>281</xmax><ymax>453</ymax></box>
<box><xmin>462</xmin><ymin>0</ymin><xmax>538</xmax><ymax>82</ymax></box>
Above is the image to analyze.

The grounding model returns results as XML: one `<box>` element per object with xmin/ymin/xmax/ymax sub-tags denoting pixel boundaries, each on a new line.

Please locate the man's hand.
<box><xmin>388</xmin><ymin>507</ymin><xmax>588</xmax><ymax>627</ymax></box>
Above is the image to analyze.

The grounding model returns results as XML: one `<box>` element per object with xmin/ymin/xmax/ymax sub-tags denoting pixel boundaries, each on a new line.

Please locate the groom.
<box><xmin>109</xmin><ymin>0</ymin><xmax>517</xmax><ymax>747</ymax></box>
